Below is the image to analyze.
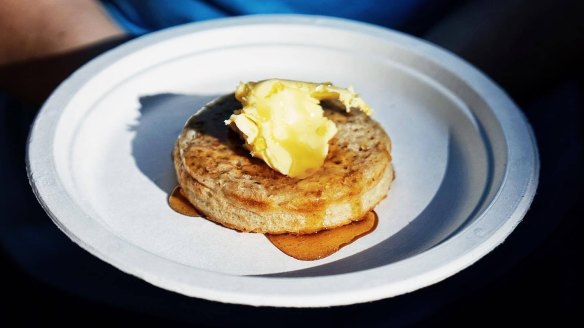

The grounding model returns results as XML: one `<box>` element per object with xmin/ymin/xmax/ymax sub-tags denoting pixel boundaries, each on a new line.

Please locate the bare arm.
<box><xmin>0</xmin><ymin>0</ymin><xmax>124</xmax><ymax>65</ymax></box>
<box><xmin>0</xmin><ymin>0</ymin><xmax>129</xmax><ymax>105</ymax></box>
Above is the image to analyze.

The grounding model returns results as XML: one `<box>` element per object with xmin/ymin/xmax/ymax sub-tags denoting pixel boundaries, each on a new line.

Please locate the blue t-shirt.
<box><xmin>102</xmin><ymin>0</ymin><xmax>432</xmax><ymax>34</ymax></box>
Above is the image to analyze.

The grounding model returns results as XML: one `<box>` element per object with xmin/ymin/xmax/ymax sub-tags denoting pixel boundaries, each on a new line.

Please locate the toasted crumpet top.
<box><xmin>174</xmin><ymin>94</ymin><xmax>393</xmax><ymax>234</ymax></box>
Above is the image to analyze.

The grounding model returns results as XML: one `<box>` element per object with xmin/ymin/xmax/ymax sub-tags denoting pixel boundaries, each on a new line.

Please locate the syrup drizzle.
<box><xmin>168</xmin><ymin>186</ymin><xmax>200</xmax><ymax>217</ymax></box>
<box><xmin>168</xmin><ymin>186</ymin><xmax>377</xmax><ymax>260</ymax></box>
<box><xmin>266</xmin><ymin>212</ymin><xmax>377</xmax><ymax>261</ymax></box>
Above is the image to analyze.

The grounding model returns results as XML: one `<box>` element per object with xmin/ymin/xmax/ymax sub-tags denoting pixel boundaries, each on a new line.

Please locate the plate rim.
<box><xmin>26</xmin><ymin>14</ymin><xmax>539</xmax><ymax>307</ymax></box>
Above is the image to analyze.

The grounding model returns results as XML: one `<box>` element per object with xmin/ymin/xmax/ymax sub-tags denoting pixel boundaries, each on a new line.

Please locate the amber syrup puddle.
<box><xmin>266</xmin><ymin>211</ymin><xmax>377</xmax><ymax>260</ymax></box>
<box><xmin>168</xmin><ymin>186</ymin><xmax>200</xmax><ymax>217</ymax></box>
<box><xmin>169</xmin><ymin>186</ymin><xmax>377</xmax><ymax>260</ymax></box>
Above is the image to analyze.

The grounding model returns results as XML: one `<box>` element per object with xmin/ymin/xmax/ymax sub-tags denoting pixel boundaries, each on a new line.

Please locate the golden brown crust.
<box><xmin>173</xmin><ymin>95</ymin><xmax>393</xmax><ymax>234</ymax></box>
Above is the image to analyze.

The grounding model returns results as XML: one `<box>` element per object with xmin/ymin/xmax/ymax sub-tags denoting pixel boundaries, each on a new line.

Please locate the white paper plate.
<box><xmin>27</xmin><ymin>15</ymin><xmax>539</xmax><ymax>307</ymax></box>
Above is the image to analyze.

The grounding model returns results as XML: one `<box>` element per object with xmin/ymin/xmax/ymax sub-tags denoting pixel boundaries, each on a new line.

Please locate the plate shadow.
<box><xmin>129</xmin><ymin>93</ymin><xmax>220</xmax><ymax>194</ymax></box>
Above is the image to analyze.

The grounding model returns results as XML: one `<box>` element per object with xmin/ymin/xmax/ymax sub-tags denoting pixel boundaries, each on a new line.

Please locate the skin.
<box><xmin>0</xmin><ymin>0</ymin><xmax>124</xmax><ymax>65</ymax></box>
<box><xmin>0</xmin><ymin>0</ymin><xmax>127</xmax><ymax>106</ymax></box>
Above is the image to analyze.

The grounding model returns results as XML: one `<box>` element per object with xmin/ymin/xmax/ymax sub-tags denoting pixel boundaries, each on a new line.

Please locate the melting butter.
<box><xmin>226</xmin><ymin>79</ymin><xmax>371</xmax><ymax>178</ymax></box>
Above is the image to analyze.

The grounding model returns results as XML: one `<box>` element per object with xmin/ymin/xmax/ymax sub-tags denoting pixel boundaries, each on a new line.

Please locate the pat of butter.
<box><xmin>226</xmin><ymin>79</ymin><xmax>372</xmax><ymax>178</ymax></box>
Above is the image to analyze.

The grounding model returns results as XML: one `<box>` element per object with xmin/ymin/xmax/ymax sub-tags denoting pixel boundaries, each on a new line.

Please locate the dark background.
<box><xmin>1</xmin><ymin>0</ymin><xmax>582</xmax><ymax>326</ymax></box>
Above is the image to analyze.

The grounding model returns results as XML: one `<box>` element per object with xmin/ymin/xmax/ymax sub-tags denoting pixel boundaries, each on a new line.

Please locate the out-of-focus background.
<box><xmin>1</xmin><ymin>0</ymin><xmax>582</xmax><ymax>326</ymax></box>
